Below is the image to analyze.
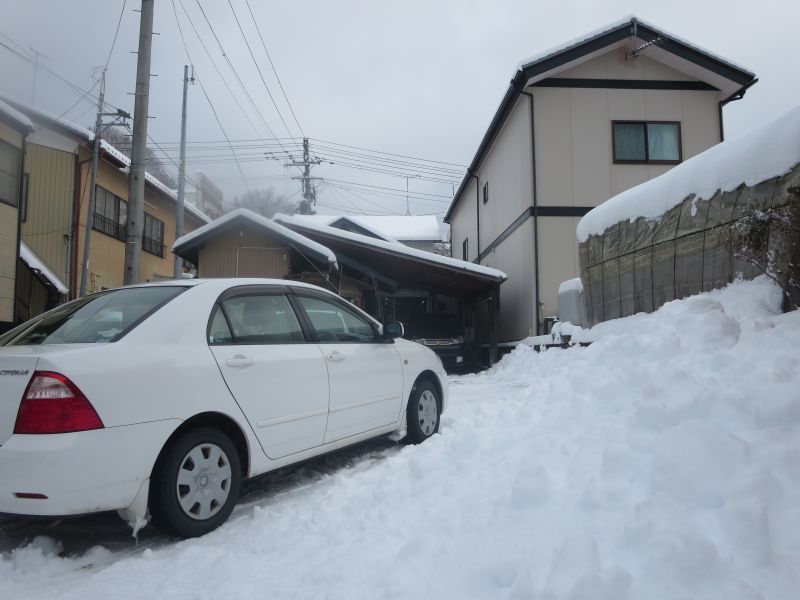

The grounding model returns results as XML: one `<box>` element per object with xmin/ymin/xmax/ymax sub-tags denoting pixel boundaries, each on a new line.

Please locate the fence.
<box><xmin>579</xmin><ymin>162</ymin><xmax>800</xmax><ymax>326</ymax></box>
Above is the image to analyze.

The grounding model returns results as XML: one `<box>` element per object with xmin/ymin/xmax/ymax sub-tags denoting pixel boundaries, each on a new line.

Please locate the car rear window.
<box><xmin>0</xmin><ymin>286</ymin><xmax>186</xmax><ymax>346</ymax></box>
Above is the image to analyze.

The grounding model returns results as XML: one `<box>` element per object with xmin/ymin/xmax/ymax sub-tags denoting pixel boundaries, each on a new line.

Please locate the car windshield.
<box><xmin>0</xmin><ymin>286</ymin><xmax>186</xmax><ymax>346</ymax></box>
<box><xmin>409</xmin><ymin>314</ymin><xmax>461</xmax><ymax>338</ymax></box>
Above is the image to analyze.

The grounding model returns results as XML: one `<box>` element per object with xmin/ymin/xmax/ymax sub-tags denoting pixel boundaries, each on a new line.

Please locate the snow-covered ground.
<box><xmin>2</xmin><ymin>277</ymin><xmax>799</xmax><ymax>599</ymax></box>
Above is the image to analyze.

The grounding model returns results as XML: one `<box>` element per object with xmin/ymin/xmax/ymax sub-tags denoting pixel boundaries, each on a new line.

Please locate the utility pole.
<box><xmin>286</xmin><ymin>137</ymin><xmax>321</xmax><ymax>215</ymax></box>
<box><xmin>79</xmin><ymin>70</ymin><xmax>130</xmax><ymax>297</ymax></box>
<box><xmin>124</xmin><ymin>0</ymin><xmax>155</xmax><ymax>285</ymax></box>
<box><xmin>405</xmin><ymin>177</ymin><xmax>410</xmax><ymax>216</ymax></box>
<box><xmin>174</xmin><ymin>64</ymin><xmax>194</xmax><ymax>279</ymax></box>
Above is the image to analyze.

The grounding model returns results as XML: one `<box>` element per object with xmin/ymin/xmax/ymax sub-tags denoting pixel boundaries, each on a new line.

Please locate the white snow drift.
<box><xmin>1</xmin><ymin>276</ymin><xmax>798</xmax><ymax>599</ymax></box>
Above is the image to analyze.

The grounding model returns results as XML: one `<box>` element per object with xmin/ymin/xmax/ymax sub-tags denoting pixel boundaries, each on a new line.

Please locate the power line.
<box><xmin>226</xmin><ymin>0</ymin><xmax>295</xmax><ymax>138</ymax></box>
<box><xmin>310</xmin><ymin>137</ymin><xmax>468</xmax><ymax>168</ymax></box>
<box><xmin>243</xmin><ymin>0</ymin><xmax>304</xmax><ymax>137</ymax></box>
<box><xmin>105</xmin><ymin>0</ymin><xmax>128</xmax><ymax>70</ymax></box>
<box><xmin>171</xmin><ymin>0</ymin><xmax>250</xmax><ymax>191</ymax></box>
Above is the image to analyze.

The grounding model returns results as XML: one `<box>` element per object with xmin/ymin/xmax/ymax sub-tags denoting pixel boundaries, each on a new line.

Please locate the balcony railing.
<box><xmin>142</xmin><ymin>235</ymin><xmax>164</xmax><ymax>258</ymax></box>
<box><xmin>92</xmin><ymin>213</ymin><xmax>126</xmax><ymax>241</ymax></box>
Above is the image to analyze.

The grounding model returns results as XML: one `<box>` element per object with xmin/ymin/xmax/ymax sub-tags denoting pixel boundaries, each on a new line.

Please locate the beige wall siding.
<box><xmin>73</xmin><ymin>152</ymin><xmax>207</xmax><ymax>293</ymax></box>
<box><xmin>480</xmin><ymin>220</ymin><xmax>535</xmax><ymax>342</ymax></box>
<box><xmin>450</xmin><ymin>176</ymin><xmax>478</xmax><ymax>261</ymax></box>
<box><xmin>21</xmin><ymin>143</ymin><xmax>74</xmax><ymax>287</ymax></box>
<box><xmin>0</xmin><ymin>202</ymin><xmax>19</xmax><ymax>322</ymax></box>
<box><xmin>537</xmin><ymin>216</ymin><xmax>582</xmax><ymax>319</ymax></box>
<box><xmin>0</xmin><ymin>122</ymin><xmax>23</xmax><ymax>323</ymax></box>
<box><xmin>198</xmin><ymin>226</ymin><xmax>290</xmax><ymax>278</ymax></box>
<box><xmin>473</xmin><ymin>96</ymin><xmax>533</xmax><ymax>246</ymax></box>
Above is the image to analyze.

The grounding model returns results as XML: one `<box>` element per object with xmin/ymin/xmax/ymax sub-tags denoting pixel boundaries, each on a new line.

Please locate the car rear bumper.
<box><xmin>0</xmin><ymin>420</ymin><xmax>180</xmax><ymax>517</ymax></box>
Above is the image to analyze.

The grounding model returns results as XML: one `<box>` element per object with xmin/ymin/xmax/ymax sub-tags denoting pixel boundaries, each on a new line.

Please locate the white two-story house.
<box><xmin>444</xmin><ymin>16</ymin><xmax>756</xmax><ymax>341</ymax></box>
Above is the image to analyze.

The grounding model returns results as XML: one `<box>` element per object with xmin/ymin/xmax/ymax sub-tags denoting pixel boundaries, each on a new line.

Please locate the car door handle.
<box><xmin>327</xmin><ymin>351</ymin><xmax>345</xmax><ymax>362</ymax></box>
<box><xmin>225</xmin><ymin>355</ymin><xmax>254</xmax><ymax>368</ymax></box>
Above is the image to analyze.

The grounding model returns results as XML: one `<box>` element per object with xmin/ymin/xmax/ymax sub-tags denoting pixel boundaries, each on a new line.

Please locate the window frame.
<box><xmin>142</xmin><ymin>212</ymin><xmax>165</xmax><ymax>257</ymax></box>
<box><xmin>92</xmin><ymin>185</ymin><xmax>128</xmax><ymax>241</ymax></box>
<box><xmin>611</xmin><ymin>120</ymin><xmax>682</xmax><ymax>165</ymax></box>
<box><xmin>291</xmin><ymin>290</ymin><xmax>383</xmax><ymax>344</ymax></box>
<box><xmin>462</xmin><ymin>238</ymin><xmax>469</xmax><ymax>261</ymax></box>
<box><xmin>207</xmin><ymin>285</ymin><xmax>310</xmax><ymax>346</ymax></box>
<box><xmin>482</xmin><ymin>181</ymin><xmax>489</xmax><ymax>205</ymax></box>
<box><xmin>0</xmin><ymin>138</ymin><xmax>22</xmax><ymax>208</ymax></box>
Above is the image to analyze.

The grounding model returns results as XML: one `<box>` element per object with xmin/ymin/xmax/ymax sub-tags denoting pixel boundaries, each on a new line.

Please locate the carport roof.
<box><xmin>173</xmin><ymin>209</ymin><xmax>338</xmax><ymax>269</ymax></box>
<box><xmin>275</xmin><ymin>215</ymin><xmax>506</xmax><ymax>298</ymax></box>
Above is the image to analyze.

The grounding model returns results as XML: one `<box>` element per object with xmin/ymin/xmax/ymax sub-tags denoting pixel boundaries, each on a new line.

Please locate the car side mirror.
<box><xmin>383</xmin><ymin>321</ymin><xmax>404</xmax><ymax>340</ymax></box>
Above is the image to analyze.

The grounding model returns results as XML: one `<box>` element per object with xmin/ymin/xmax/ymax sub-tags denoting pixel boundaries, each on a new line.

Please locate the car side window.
<box><xmin>208</xmin><ymin>306</ymin><xmax>234</xmax><ymax>345</ymax></box>
<box><xmin>296</xmin><ymin>295</ymin><xmax>377</xmax><ymax>343</ymax></box>
<box><xmin>218</xmin><ymin>294</ymin><xmax>305</xmax><ymax>344</ymax></box>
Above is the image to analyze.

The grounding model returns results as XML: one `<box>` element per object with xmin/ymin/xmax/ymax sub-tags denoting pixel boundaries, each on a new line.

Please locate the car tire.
<box><xmin>150</xmin><ymin>427</ymin><xmax>242</xmax><ymax>538</ymax></box>
<box><xmin>405</xmin><ymin>380</ymin><xmax>440</xmax><ymax>444</ymax></box>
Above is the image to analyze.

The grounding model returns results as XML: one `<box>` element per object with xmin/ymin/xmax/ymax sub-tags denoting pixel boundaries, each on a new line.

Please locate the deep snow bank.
<box><xmin>1</xmin><ymin>277</ymin><xmax>798</xmax><ymax>599</ymax></box>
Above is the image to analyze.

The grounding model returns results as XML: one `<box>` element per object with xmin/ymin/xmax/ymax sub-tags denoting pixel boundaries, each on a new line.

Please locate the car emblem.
<box><xmin>0</xmin><ymin>369</ymin><xmax>29</xmax><ymax>376</ymax></box>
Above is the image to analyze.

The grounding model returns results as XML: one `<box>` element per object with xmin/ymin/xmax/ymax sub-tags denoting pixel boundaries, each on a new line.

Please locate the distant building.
<box><xmin>1</xmin><ymin>96</ymin><xmax>211</xmax><ymax>321</ymax></box>
<box><xmin>190</xmin><ymin>171</ymin><xmax>224</xmax><ymax>219</ymax></box>
<box><xmin>444</xmin><ymin>16</ymin><xmax>757</xmax><ymax>341</ymax></box>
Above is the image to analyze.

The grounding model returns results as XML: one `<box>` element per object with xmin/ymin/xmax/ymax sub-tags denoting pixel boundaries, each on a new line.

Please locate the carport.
<box><xmin>275</xmin><ymin>216</ymin><xmax>507</xmax><ymax>366</ymax></box>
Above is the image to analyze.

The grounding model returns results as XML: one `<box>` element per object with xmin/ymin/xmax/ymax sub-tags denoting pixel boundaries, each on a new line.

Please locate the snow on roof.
<box><xmin>0</xmin><ymin>95</ymin><xmax>210</xmax><ymax>224</ymax></box>
<box><xmin>288</xmin><ymin>214</ymin><xmax>442</xmax><ymax>242</ymax></box>
<box><xmin>19</xmin><ymin>242</ymin><xmax>68</xmax><ymax>294</ymax></box>
<box><xmin>275</xmin><ymin>214</ymin><xmax>506</xmax><ymax>281</ymax></box>
<box><xmin>0</xmin><ymin>99</ymin><xmax>34</xmax><ymax>131</ymax></box>
<box><xmin>577</xmin><ymin>104</ymin><xmax>800</xmax><ymax>242</ymax></box>
<box><xmin>350</xmin><ymin>215</ymin><xmax>442</xmax><ymax>242</ymax></box>
<box><xmin>285</xmin><ymin>215</ymin><xmax>397</xmax><ymax>243</ymax></box>
<box><xmin>173</xmin><ymin>208</ymin><xmax>338</xmax><ymax>268</ymax></box>
<box><xmin>517</xmin><ymin>15</ymin><xmax>753</xmax><ymax>78</ymax></box>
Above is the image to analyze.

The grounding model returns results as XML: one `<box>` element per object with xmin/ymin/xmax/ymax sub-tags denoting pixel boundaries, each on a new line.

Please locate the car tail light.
<box><xmin>14</xmin><ymin>371</ymin><xmax>104</xmax><ymax>434</ymax></box>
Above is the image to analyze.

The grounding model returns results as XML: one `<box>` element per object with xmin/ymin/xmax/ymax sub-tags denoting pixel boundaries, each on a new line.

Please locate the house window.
<box><xmin>93</xmin><ymin>186</ymin><xmax>127</xmax><ymax>241</ymax></box>
<box><xmin>0</xmin><ymin>139</ymin><xmax>21</xmax><ymax>207</ymax></box>
<box><xmin>143</xmin><ymin>213</ymin><xmax>165</xmax><ymax>257</ymax></box>
<box><xmin>482</xmin><ymin>182</ymin><xmax>489</xmax><ymax>205</ymax></box>
<box><xmin>612</xmin><ymin>121</ymin><xmax>681</xmax><ymax>164</ymax></box>
<box><xmin>462</xmin><ymin>238</ymin><xmax>469</xmax><ymax>261</ymax></box>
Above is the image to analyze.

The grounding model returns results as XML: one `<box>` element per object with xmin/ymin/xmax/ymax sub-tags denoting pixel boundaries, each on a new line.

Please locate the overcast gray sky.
<box><xmin>1</xmin><ymin>0</ymin><xmax>797</xmax><ymax>221</ymax></box>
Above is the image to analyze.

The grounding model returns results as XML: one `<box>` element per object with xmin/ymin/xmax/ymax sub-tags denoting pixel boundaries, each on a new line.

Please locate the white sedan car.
<box><xmin>0</xmin><ymin>279</ymin><xmax>447</xmax><ymax>538</ymax></box>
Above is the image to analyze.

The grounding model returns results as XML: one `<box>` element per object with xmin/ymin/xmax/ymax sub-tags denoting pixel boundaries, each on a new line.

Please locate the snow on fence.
<box><xmin>578</xmin><ymin>161</ymin><xmax>800</xmax><ymax>326</ymax></box>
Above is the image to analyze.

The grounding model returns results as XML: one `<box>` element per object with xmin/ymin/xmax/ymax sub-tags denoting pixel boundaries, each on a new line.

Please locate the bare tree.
<box><xmin>227</xmin><ymin>187</ymin><xmax>299</xmax><ymax>218</ymax></box>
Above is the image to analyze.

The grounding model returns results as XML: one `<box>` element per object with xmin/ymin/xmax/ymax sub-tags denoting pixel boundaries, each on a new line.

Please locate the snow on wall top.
<box><xmin>0</xmin><ymin>99</ymin><xmax>34</xmax><ymax>131</ymax></box>
<box><xmin>516</xmin><ymin>15</ymin><xmax>753</xmax><ymax>78</ymax></box>
<box><xmin>275</xmin><ymin>214</ymin><xmax>506</xmax><ymax>281</ymax></box>
<box><xmin>0</xmin><ymin>95</ymin><xmax>210</xmax><ymax>224</ymax></box>
<box><xmin>173</xmin><ymin>208</ymin><xmax>338</xmax><ymax>268</ymax></box>
<box><xmin>558</xmin><ymin>277</ymin><xmax>584</xmax><ymax>295</ymax></box>
<box><xmin>576</xmin><ymin>104</ymin><xmax>800</xmax><ymax>242</ymax></box>
<box><xmin>19</xmin><ymin>242</ymin><xmax>68</xmax><ymax>294</ymax></box>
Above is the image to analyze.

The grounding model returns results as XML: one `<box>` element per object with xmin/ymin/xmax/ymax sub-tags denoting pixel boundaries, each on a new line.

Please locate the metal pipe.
<box><xmin>519</xmin><ymin>89</ymin><xmax>541</xmax><ymax>334</ymax></box>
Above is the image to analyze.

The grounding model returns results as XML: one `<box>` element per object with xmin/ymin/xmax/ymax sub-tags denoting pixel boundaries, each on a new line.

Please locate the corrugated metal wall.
<box><xmin>21</xmin><ymin>143</ymin><xmax>74</xmax><ymax>287</ymax></box>
<box><xmin>198</xmin><ymin>226</ymin><xmax>291</xmax><ymax>278</ymax></box>
<box><xmin>579</xmin><ymin>162</ymin><xmax>800</xmax><ymax>326</ymax></box>
<box><xmin>0</xmin><ymin>202</ymin><xmax>18</xmax><ymax>323</ymax></box>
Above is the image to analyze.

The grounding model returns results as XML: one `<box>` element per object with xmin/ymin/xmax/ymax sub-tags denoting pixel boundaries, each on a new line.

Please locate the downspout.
<box><xmin>518</xmin><ymin>88</ymin><xmax>540</xmax><ymax>335</ymax></box>
<box><xmin>718</xmin><ymin>78</ymin><xmax>758</xmax><ymax>143</ymax></box>
<box><xmin>468</xmin><ymin>171</ymin><xmax>480</xmax><ymax>261</ymax></box>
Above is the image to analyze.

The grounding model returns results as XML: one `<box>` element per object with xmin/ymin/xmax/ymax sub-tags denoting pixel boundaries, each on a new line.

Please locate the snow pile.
<box><xmin>1</xmin><ymin>277</ymin><xmax>799</xmax><ymax>599</ymax></box>
<box><xmin>577</xmin><ymin>104</ymin><xmax>800</xmax><ymax>241</ymax></box>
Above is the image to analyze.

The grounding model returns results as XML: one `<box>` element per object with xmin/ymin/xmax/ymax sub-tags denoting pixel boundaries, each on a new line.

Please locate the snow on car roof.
<box><xmin>173</xmin><ymin>209</ymin><xmax>338</xmax><ymax>269</ymax></box>
<box><xmin>577</xmin><ymin>104</ymin><xmax>800</xmax><ymax>242</ymax></box>
<box><xmin>275</xmin><ymin>214</ymin><xmax>506</xmax><ymax>281</ymax></box>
